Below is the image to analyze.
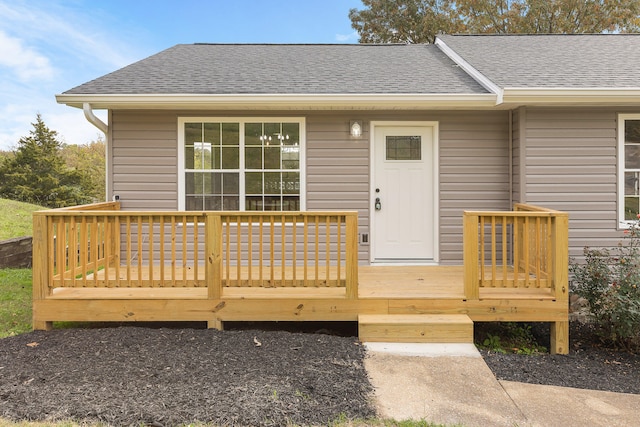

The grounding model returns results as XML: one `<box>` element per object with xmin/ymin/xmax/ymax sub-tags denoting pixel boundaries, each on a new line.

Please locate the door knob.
<box><xmin>375</xmin><ymin>197</ymin><xmax>382</xmax><ymax>211</ymax></box>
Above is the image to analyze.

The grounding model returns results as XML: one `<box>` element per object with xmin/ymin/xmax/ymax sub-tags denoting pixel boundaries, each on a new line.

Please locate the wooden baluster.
<box><xmin>248</xmin><ymin>218</ymin><xmax>253</xmax><ymax>287</ymax></box>
<box><xmin>292</xmin><ymin>215</ymin><xmax>297</xmax><ymax>286</ymax></box>
<box><xmin>502</xmin><ymin>216</ymin><xmax>507</xmax><ymax>287</ymax></box>
<box><xmin>326</xmin><ymin>216</ymin><xmax>330</xmax><ymax>287</ymax></box>
<box><xmin>491</xmin><ymin>216</ymin><xmax>497</xmax><ymax>287</ymax></box>
<box><xmin>148</xmin><ymin>216</ymin><xmax>154</xmax><ymax>287</ymax></box>
<box><xmin>479</xmin><ymin>216</ymin><xmax>485</xmax><ymax>287</ymax></box>
<box><xmin>270</xmin><ymin>215</ymin><xmax>275</xmax><ymax>286</ymax></box>
<box><xmin>114</xmin><ymin>215</ymin><xmax>121</xmax><ymax>287</ymax></box>
<box><xmin>159</xmin><ymin>215</ymin><xmax>165</xmax><ymax>287</ymax></box>
<box><xmin>93</xmin><ymin>216</ymin><xmax>99</xmax><ymax>288</ymax></box>
<box><xmin>125</xmin><ymin>216</ymin><xmax>132</xmax><ymax>285</ymax></box>
<box><xmin>281</xmin><ymin>214</ymin><xmax>286</xmax><ymax>286</ymax></box>
<box><xmin>79</xmin><ymin>217</ymin><xmax>87</xmax><ymax>286</ymax></box>
<box><xmin>303</xmin><ymin>215</ymin><xmax>308</xmax><ymax>287</ymax></box>
<box><xmin>513</xmin><ymin>216</ymin><xmax>520</xmax><ymax>288</ymax></box>
<box><xmin>237</xmin><ymin>216</ymin><xmax>242</xmax><ymax>286</ymax></box>
<box><xmin>69</xmin><ymin>216</ymin><xmax>77</xmax><ymax>287</ymax></box>
<box><xmin>337</xmin><ymin>216</ymin><xmax>342</xmax><ymax>287</ymax></box>
<box><xmin>103</xmin><ymin>216</ymin><xmax>111</xmax><ymax>287</ymax></box>
<box><xmin>182</xmin><ymin>215</ymin><xmax>188</xmax><ymax>286</ymax></box>
<box><xmin>137</xmin><ymin>216</ymin><xmax>143</xmax><ymax>286</ymax></box>
<box><xmin>535</xmin><ymin>216</ymin><xmax>541</xmax><ymax>288</ymax></box>
<box><xmin>259</xmin><ymin>216</ymin><xmax>264</xmax><ymax>286</ymax></box>
<box><xmin>225</xmin><ymin>216</ymin><xmax>231</xmax><ymax>286</ymax></box>
<box><xmin>170</xmin><ymin>216</ymin><xmax>176</xmax><ymax>285</ymax></box>
<box><xmin>315</xmin><ymin>215</ymin><xmax>319</xmax><ymax>286</ymax></box>
<box><xmin>524</xmin><ymin>216</ymin><xmax>530</xmax><ymax>288</ymax></box>
<box><xmin>193</xmin><ymin>217</ymin><xmax>199</xmax><ymax>286</ymax></box>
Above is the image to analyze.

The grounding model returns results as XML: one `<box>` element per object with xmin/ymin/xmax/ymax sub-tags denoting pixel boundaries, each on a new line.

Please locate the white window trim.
<box><xmin>178</xmin><ymin>117</ymin><xmax>306</xmax><ymax>211</ymax></box>
<box><xmin>618</xmin><ymin>114</ymin><xmax>640</xmax><ymax>227</ymax></box>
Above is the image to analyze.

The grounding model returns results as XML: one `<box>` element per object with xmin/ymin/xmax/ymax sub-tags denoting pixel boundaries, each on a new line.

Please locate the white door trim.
<box><xmin>369</xmin><ymin>121</ymin><xmax>440</xmax><ymax>263</ymax></box>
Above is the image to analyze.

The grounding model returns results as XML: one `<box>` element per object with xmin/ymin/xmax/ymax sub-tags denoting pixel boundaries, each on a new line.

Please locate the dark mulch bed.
<box><xmin>2</xmin><ymin>321</ymin><xmax>640</xmax><ymax>426</ymax></box>
<box><xmin>477</xmin><ymin>321</ymin><xmax>640</xmax><ymax>395</ymax></box>
<box><xmin>0</xmin><ymin>324</ymin><xmax>374</xmax><ymax>427</ymax></box>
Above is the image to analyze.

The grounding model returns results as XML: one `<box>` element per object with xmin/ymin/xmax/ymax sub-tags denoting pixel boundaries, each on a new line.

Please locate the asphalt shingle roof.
<box><xmin>63</xmin><ymin>44</ymin><xmax>488</xmax><ymax>95</ymax></box>
<box><xmin>438</xmin><ymin>34</ymin><xmax>640</xmax><ymax>89</ymax></box>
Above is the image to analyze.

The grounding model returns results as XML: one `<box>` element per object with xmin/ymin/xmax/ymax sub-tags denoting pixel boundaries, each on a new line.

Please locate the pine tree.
<box><xmin>0</xmin><ymin>114</ymin><xmax>91</xmax><ymax>208</ymax></box>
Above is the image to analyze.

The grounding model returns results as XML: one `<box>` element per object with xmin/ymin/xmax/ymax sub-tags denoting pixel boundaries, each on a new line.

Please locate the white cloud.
<box><xmin>0</xmin><ymin>1</ymin><xmax>138</xmax><ymax>71</ymax></box>
<box><xmin>335</xmin><ymin>32</ymin><xmax>358</xmax><ymax>42</ymax></box>
<box><xmin>0</xmin><ymin>97</ymin><xmax>107</xmax><ymax>151</ymax></box>
<box><xmin>0</xmin><ymin>30</ymin><xmax>54</xmax><ymax>81</ymax></box>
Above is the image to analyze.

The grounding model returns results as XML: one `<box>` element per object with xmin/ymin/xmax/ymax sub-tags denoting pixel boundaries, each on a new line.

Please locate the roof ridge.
<box><xmin>191</xmin><ymin>43</ymin><xmax>423</xmax><ymax>46</ymax></box>
<box><xmin>444</xmin><ymin>33</ymin><xmax>640</xmax><ymax>37</ymax></box>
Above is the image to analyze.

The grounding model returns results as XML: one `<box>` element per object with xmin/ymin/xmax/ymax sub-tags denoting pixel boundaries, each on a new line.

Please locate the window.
<box><xmin>619</xmin><ymin>115</ymin><xmax>640</xmax><ymax>223</ymax></box>
<box><xmin>179</xmin><ymin>118</ymin><xmax>304</xmax><ymax>211</ymax></box>
<box><xmin>386</xmin><ymin>136</ymin><xmax>421</xmax><ymax>160</ymax></box>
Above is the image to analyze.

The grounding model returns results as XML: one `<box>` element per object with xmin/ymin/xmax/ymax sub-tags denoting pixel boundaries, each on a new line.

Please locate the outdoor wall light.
<box><xmin>350</xmin><ymin>120</ymin><xmax>363</xmax><ymax>138</ymax></box>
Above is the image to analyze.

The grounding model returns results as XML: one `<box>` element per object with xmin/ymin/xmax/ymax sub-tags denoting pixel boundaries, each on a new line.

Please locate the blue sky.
<box><xmin>0</xmin><ymin>0</ymin><xmax>363</xmax><ymax>150</ymax></box>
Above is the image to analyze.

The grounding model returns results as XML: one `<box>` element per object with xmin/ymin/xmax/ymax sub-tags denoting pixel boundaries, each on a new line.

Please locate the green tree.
<box><xmin>60</xmin><ymin>138</ymin><xmax>106</xmax><ymax>202</ymax></box>
<box><xmin>350</xmin><ymin>0</ymin><xmax>640</xmax><ymax>44</ymax></box>
<box><xmin>0</xmin><ymin>114</ymin><xmax>92</xmax><ymax>208</ymax></box>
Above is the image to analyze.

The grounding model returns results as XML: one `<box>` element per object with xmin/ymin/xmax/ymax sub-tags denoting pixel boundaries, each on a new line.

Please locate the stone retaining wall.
<box><xmin>0</xmin><ymin>236</ymin><xmax>32</xmax><ymax>268</ymax></box>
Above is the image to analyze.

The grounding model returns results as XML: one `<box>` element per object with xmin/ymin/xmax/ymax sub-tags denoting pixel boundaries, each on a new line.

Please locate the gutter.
<box><xmin>83</xmin><ymin>103</ymin><xmax>108</xmax><ymax>134</ymax></box>
<box><xmin>57</xmin><ymin>93</ymin><xmax>498</xmax><ymax>110</ymax></box>
<box><xmin>501</xmin><ymin>88</ymin><xmax>640</xmax><ymax>105</ymax></box>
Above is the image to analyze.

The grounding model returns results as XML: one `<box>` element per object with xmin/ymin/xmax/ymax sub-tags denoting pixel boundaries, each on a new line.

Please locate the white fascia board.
<box><xmin>502</xmin><ymin>88</ymin><xmax>640</xmax><ymax>105</ymax></box>
<box><xmin>55</xmin><ymin>93</ymin><xmax>497</xmax><ymax>110</ymax></box>
<box><xmin>434</xmin><ymin>37</ymin><xmax>504</xmax><ymax>104</ymax></box>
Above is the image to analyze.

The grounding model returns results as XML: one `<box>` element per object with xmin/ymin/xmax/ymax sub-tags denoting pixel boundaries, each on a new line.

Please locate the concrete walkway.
<box><xmin>364</xmin><ymin>343</ymin><xmax>640</xmax><ymax>427</ymax></box>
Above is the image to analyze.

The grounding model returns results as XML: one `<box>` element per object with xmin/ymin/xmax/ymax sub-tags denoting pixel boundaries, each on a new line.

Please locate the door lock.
<box><xmin>375</xmin><ymin>197</ymin><xmax>382</xmax><ymax>211</ymax></box>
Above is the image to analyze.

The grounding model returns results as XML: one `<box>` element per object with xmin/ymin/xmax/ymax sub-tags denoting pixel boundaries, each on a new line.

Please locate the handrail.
<box><xmin>32</xmin><ymin>204</ymin><xmax>359</xmax><ymax>302</ymax></box>
<box><xmin>463</xmin><ymin>204</ymin><xmax>568</xmax><ymax>301</ymax></box>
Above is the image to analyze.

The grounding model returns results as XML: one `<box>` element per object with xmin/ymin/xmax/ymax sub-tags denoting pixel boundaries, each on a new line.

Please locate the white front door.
<box><xmin>372</xmin><ymin>125</ymin><xmax>436</xmax><ymax>261</ymax></box>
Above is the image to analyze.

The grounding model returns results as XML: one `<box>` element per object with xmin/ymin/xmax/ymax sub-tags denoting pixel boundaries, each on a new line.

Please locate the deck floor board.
<box><xmin>49</xmin><ymin>265</ymin><xmax>554</xmax><ymax>300</ymax></box>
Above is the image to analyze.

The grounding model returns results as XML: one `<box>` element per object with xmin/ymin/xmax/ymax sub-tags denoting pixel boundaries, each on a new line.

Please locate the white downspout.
<box><xmin>83</xmin><ymin>103</ymin><xmax>108</xmax><ymax>134</ymax></box>
<box><xmin>82</xmin><ymin>103</ymin><xmax>110</xmax><ymax>202</ymax></box>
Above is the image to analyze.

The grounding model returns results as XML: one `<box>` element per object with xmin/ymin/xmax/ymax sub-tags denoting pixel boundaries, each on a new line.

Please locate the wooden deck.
<box><xmin>32</xmin><ymin>203</ymin><xmax>570</xmax><ymax>353</ymax></box>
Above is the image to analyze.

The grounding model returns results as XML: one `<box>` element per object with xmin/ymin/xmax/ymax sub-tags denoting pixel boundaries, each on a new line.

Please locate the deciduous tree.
<box><xmin>349</xmin><ymin>0</ymin><xmax>640</xmax><ymax>44</ymax></box>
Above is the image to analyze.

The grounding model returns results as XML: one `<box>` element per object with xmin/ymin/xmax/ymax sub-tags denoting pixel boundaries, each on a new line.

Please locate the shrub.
<box><xmin>571</xmin><ymin>216</ymin><xmax>640</xmax><ymax>351</ymax></box>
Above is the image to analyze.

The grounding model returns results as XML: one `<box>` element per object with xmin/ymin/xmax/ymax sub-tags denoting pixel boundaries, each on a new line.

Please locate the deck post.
<box><xmin>32</xmin><ymin>213</ymin><xmax>52</xmax><ymax>330</ymax></box>
<box><xmin>206</xmin><ymin>213</ymin><xmax>223</xmax><ymax>330</ymax></box>
<box><xmin>206</xmin><ymin>213</ymin><xmax>222</xmax><ymax>300</ymax></box>
<box><xmin>551</xmin><ymin>213</ymin><xmax>569</xmax><ymax>354</ymax></box>
<box><xmin>463</xmin><ymin>212</ymin><xmax>479</xmax><ymax>300</ymax></box>
<box><xmin>345</xmin><ymin>213</ymin><xmax>359</xmax><ymax>299</ymax></box>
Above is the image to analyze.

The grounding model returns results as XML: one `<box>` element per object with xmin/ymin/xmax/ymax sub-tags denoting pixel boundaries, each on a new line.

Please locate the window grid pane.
<box><xmin>623</xmin><ymin>119</ymin><xmax>640</xmax><ymax>220</ymax></box>
<box><xmin>185</xmin><ymin>121</ymin><xmax>300</xmax><ymax>212</ymax></box>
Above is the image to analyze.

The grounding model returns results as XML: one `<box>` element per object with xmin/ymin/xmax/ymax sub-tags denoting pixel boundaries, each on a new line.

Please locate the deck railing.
<box><xmin>32</xmin><ymin>205</ymin><xmax>359</xmax><ymax>300</ymax></box>
<box><xmin>463</xmin><ymin>203</ymin><xmax>568</xmax><ymax>300</ymax></box>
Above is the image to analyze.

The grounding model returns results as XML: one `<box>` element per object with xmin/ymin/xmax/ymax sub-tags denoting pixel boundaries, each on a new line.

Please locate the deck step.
<box><xmin>358</xmin><ymin>314</ymin><xmax>473</xmax><ymax>343</ymax></box>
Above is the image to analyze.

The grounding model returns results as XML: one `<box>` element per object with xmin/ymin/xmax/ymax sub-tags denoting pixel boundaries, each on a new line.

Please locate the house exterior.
<box><xmin>55</xmin><ymin>34</ymin><xmax>640</xmax><ymax>265</ymax></box>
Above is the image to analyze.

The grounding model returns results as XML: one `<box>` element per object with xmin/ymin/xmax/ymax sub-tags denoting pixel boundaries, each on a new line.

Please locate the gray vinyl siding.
<box><xmin>520</xmin><ymin>108</ymin><xmax>623</xmax><ymax>259</ymax></box>
<box><xmin>438</xmin><ymin>111</ymin><xmax>510</xmax><ymax>263</ymax></box>
<box><xmin>110</xmin><ymin>110</ymin><xmax>512</xmax><ymax>265</ymax></box>
<box><xmin>111</xmin><ymin>111</ymin><xmax>178</xmax><ymax>210</ymax></box>
<box><xmin>511</xmin><ymin>107</ymin><xmax>522</xmax><ymax>203</ymax></box>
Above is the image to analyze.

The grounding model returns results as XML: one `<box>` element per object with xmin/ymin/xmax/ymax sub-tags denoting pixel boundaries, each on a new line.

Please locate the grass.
<box><xmin>0</xmin><ymin>198</ymin><xmax>45</xmax><ymax>240</ymax></box>
<box><xmin>0</xmin><ymin>268</ymin><xmax>32</xmax><ymax>338</ymax></box>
